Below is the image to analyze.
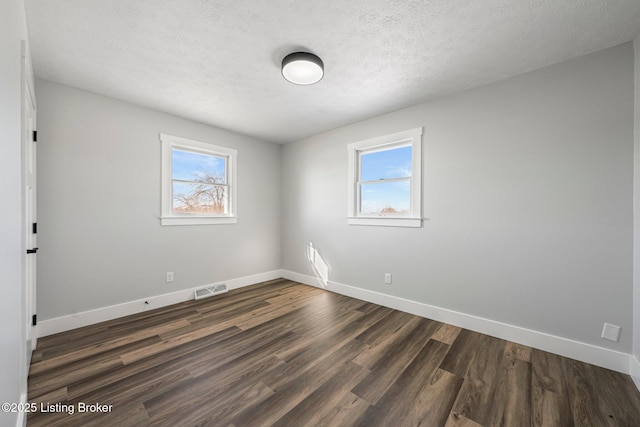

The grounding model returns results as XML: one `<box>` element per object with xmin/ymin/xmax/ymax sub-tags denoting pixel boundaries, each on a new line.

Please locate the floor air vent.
<box><xmin>194</xmin><ymin>284</ymin><xmax>228</xmax><ymax>300</ymax></box>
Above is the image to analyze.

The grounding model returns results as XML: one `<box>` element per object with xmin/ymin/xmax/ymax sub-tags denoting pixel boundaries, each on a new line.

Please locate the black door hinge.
<box><xmin>32</xmin><ymin>130</ymin><xmax>37</xmax><ymax>142</ymax></box>
<box><xmin>32</xmin><ymin>222</ymin><xmax>37</xmax><ymax>234</ymax></box>
<box><xmin>32</xmin><ymin>314</ymin><xmax>37</xmax><ymax>326</ymax></box>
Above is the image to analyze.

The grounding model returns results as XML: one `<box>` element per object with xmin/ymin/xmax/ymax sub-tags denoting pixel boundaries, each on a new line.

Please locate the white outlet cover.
<box><xmin>601</xmin><ymin>322</ymin><xmax>621</xmax><ymax>342</ymax></box>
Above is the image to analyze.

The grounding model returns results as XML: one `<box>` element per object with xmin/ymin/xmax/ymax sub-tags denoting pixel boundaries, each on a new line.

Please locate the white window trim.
<box><xmin>347</xmin><ymin>127</ymin><xmax>422</xmax><ymax>228</ymax></box>
<box><xmin>160</xmin><ymin>133</ymin><xmax>237</xmax><ymax>226</ymax></box>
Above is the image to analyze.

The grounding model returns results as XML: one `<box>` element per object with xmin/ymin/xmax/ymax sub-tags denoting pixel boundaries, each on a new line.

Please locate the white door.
<box><xmin>22</xmin><ymin>47</ymin><xmax>37</xmax><ymax>362</ymax></box>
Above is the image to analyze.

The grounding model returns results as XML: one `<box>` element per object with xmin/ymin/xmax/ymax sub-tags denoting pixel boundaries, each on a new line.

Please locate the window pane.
<box><xmin>360</xmin><ymin>145</ymin><xmax>411</xmax><ymax>181</ymax></box>
<box><xmin>360</xmin><ymin>180</ymin><xmax>410</xmax><ymax>215</ymax></box>
<box><xmin>173</xmin><ymin>181</ymin><xmax>227</xmax><ymax>214</ymax></box>
<box><xmin>172</xmin><ymin>149</ymin><xmax>226</xmax><ymax>183</ymax></box>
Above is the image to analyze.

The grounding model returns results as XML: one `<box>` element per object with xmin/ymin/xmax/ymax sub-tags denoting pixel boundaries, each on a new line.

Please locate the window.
<box><xmin>347</xmin><ymin>128</ymin><xmax>422</xmax><ymax>227</ymax></box>
<box><xmin>160</xmin><ymin>134</ymin><xmax>237</xmax><ymax>225</ymax></box>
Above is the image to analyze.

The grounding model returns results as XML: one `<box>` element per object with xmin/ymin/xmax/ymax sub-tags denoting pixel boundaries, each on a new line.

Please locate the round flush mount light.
<box><xmin>281</xmin><ymin>52</ymin><xmax>324</xmax><ymax>85</ymax></box>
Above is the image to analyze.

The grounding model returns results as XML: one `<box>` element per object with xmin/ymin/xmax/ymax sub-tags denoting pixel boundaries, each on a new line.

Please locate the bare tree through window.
<box><xmin>171</xmin><ymin>149</ymin><xmax>228</xmax><ymax>214</ymax></box>
<box><xmin>161</xmin><ymin>134</ymin><xmax>238</xmax><ymax>225</ymax></box>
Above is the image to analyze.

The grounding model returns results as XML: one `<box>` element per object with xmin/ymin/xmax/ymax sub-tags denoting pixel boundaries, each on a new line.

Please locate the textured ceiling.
<box><xmin>25</xmin><ymin>0</ymin><xmax>640</xmax><ymax>143</ymax></box>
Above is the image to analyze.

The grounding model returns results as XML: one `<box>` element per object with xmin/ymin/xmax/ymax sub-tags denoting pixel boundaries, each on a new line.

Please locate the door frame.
<box><xmin>21</xmin><ymin>40</ymin><xmax>37</xmax><ymax>366</ymax></box>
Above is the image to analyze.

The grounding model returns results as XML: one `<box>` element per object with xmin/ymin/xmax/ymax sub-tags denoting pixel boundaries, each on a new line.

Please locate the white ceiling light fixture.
<box><xmin>281</xmin><ymin>52</ymin><xmax>324</xmax><ymax>85</ymax></box>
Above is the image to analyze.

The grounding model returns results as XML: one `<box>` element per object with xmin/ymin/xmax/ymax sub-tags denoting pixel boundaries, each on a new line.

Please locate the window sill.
<box><xmin>160</xmin><ymin>216</ymin><xmax>238</xmax><ymax>226</ymax></box>
<box><xmin>347</xmin><ymin>217</ymin><xmax>422</xmax><ymax>228</ymax></box>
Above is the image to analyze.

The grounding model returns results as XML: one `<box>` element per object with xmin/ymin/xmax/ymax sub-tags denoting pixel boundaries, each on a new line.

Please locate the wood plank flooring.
<box><xmin>27</xmin><ymin>279</ymin><xmax>640</xmax><ymax>426</ymax></box>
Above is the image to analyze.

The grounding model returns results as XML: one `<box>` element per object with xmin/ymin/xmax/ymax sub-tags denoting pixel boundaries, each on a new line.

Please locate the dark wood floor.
<box><xmin>28</xmin><ymin>279</ymin><xmax>640</xmax><ymax>426</ymax></box>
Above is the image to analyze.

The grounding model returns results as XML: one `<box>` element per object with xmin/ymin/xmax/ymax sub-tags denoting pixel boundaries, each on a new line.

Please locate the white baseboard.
<box><xmin>16</xmin><ymin>392</ymin><xmax>26</xmax><ymax>427</ymax></box>
<box><xmin>38</xmin><ymin>270</ymin><xmax>283</xmax><ymax>337</ymax></box>
<box><xmin>282</xmin><ymin>269</ymin><xmax>632</xmax><ymax>375</ymax></box>
<box><xmin>630</xmin><ymin>355</ymin><xmax>640</xmax><ymax>390</ymax></box>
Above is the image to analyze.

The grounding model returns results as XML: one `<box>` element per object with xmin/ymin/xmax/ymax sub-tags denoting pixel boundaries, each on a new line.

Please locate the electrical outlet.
<box><xmin>601</xmin><ymin>322</ymin><xmax>621</xmax><ymax>342</ymax></box>
<box><xmin>385</xmin><ymin>273</ymin><xmax>392</xmax><ymax>285</ymax></box>
<box><xmin>166</xmin><ymin>272</ymin><xmax>174</xmax><ymax>283</ymax></box>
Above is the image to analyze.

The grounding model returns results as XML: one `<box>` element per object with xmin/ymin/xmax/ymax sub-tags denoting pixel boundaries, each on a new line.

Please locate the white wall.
<box><xmin>633</xmin><ymin>37</ymin><xmax>640</xmax><ymax>384</ymax></box>
<box><xmin>282</xmin><ymin>43</ymin><xmax>634</xmax><ymax>353</ymax></box>
<box><xmin>1</xmin><ymin>1</ymin><xmax>31</xmax><ymax>425</ymax></box>
<box><xmin>36</xmin><ymin>80</ymin><xmax>282</xmax><ymax>320</ymax></box>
